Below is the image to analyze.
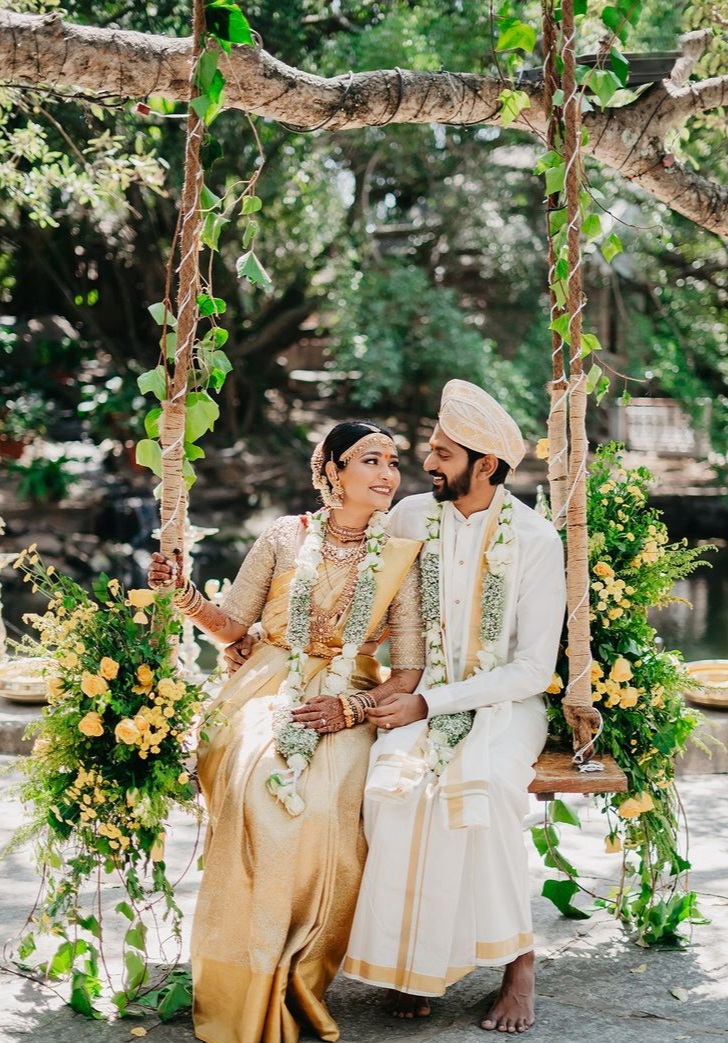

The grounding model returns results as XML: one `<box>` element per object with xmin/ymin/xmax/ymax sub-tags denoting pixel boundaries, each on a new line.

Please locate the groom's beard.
<box><xmin>428</xmin><ymin>463</ymin><xmax>473</xmax><ymax>503</ymax></box>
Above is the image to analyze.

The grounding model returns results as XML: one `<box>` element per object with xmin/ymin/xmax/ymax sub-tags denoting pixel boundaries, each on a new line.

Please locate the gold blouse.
<box><xmin>220</xmin><ymin>515</ymin><xmax>425</xmax><ymax>670</ymax></box>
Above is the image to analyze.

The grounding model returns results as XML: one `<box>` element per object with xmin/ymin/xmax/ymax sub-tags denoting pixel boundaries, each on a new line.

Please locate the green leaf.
<box><xmin>595</xmin><ymin>373</ymin><xmax>610</xmax><ymax>404</ymax></box>
<box><xmin>137</xmin><ymin>366</ymin><xmax>167</xmax><ymax>402</ymax></box>
<box><xmin>125</xmin><ymin>922</ymin><xmax>148</xmax><ymax>951</ymax></box>
<box><xmin>185</xmin><ymin>390</ymin><xmax>220</xmax><ymax>442</ymax></box>
<box><xmin>195</xmin><ymin>50</ymin><xmax>219</xmax><ymax>93</ymax></box>
<box><xmin>158</xmin><ymin>981</ymin><xmax>193</xmax><ymax>1022</ymax></box>
<box><xmin>601</xmin><ymin>5</ymin><xmax>629</xmax><ymax>42</ymax></box>
<box><xmin>200</xmin><ymin>184</ymin><xmax>222</xmax><ymax>211</ymax></box>
<box><xmin>586</xmin><ymin>363</ymin><xmax>603</xmax><ymax>393</ymax></box>
<box><xmin>581</xmin><ymin>332</ymin><xmax>602</xmax><ymax>358</ymax></box>
<box><xmin>551</xmin><ymin>799</ymin><xmax>581</xmax><ymax>828</ymax></box>
<box><xmin>549</xmin><ymin>313</ymin><xmax>571</xmax><ymax>345</ymax></box>
<box><xmin>554</xmin><ymin>257</ymin><xmax>569</xmax><ymax>281</ymax></box>
<box><xmin>552</xmin><ymin>88</ymin><xmax>564</xmax><ymax>107</ymax></box>
<box><xmin>582</xmin><ymin>214</ymin><xmax>602</xmax><ymax>239</ymax></box>
<box><xmin>241</xmin><ymin>195</ymin><xmax>263</xmax><ymax>215</ymax></box>
<box><xmin>548</xmin><ymin>208</ymin><xmax>567</xmax><ymax>235</ymax></box>
<box><xmin>162</xmin><ymin>330</ymin><xmax>177</xmax><ymax>361</ymax></box>
<box><xmin>76</xmin><ymin>914</ymin><xmax>102</xmax><ymax>939</ymax></box>
<box><xmin>533</xmin><ymin>150</ymin><xmax>561</xmax><ymax>175</ymax></box>
<box><xmin>197</xmin><ymin>293</ymin><xmax>227</xmax><ymax>317</ymax></box>
<box><xmin>495</xmin><ymin>20</ymin><xmax>537</xmax><ymax>53</ymax></box>
<box><xmin>545</xmin><ymin>163</ymin><xmax>565</xmax><ymax>196</ymax></box>
<box><xmin>185</xmin><ymin>442</ymin><xmax>206</xmax><ymax>461</ymax></box>
<box><xmin>206</xmin><ymin>1</ymin><xmax>254</xmax><ymax>46</ymax></box>
<box><xmin>124</xmin><ymin>950</ymin><xmax>148</xmax><ymax>992</ymax></box>
<box><xmin>201</xmin><ymin>212</ymin><xmax>230</xmax><ymax>252</ymax></box>
<box><xmin>148</xmin><ymin>302</ymin><xmax>177</xmax><ymax>328</ymax></box>
<box><xmin>610</xmin><ymin>45</ymin><xmax>630</xmax><ymax>87</ymax></box>
<box><xmin>542</xmin><ymin>879</ymin><xmax>590</xmax><ymax>919</ymax></box>
<box><xmin>236</xmin><ymin>250</ymin><xmax>272</xmax><ymax>288</ymax></box>
<box><xmin>135</xmin><ymin>439</ymin><xmax>163</xmax><ymax>478</ymax></box>
<box><xmin>242</xmin><ymin>220</ymin><xmax>258</xmax><ymax>249</ymax></box>
<box><xmin>602</xmin><ymin>232</ymin><xmax>623</xmax><ymax>263</ymax></box>
<box><xmin>115</xmin><ymin>901</ymin><xmax>135</xmax><ymax>922</ymax></box>
<box><xmin>70</xmin><ymin>972</ymin><xmax>103</xmax><ymax>1018</ymax></box>
<box><xmin>587</xmin><ymin>70</ymin><xmax>622</xmax><ymax>108</ymax></box>
<box><xmin>497</xmin><ymin>88</ymin><xmax>531</xmax><ymax>129</ymax></box>
<box><xmin>48</xmin><ymin>941</ymin><xmax>75</xmax><ymax>979</ymax></box>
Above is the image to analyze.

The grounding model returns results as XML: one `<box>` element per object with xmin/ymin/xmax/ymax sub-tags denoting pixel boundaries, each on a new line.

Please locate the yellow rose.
<box><xmin>60</xmin><ymin>651</ymin><xmax>79</xmax><ymax>669</ymax></box>
<box><xmin>128</xmin><ymin>589</ymin><xmax>155</xmax><ymax>609</ymax></box>
<box><xmin>610</xmin><ymin>657</ymin><xmax>632</xmax><ymax>683</ymax></box>
<box><xmin>590</xmin><ymin>661</ymin><xmax>604</xmax><ymax>682</ymax></box>
<box><xmin>156</xmin><ymin>677</ymin><xmax>179</xmax><ymax>701</ymax></box>
<box><xmin>535</xmin><ymin>437</ymin><xmax>550</xmax><ymax>461</ymax></box>
<box><xmin>115</xmin><ymin>718</ymin><xmax>142</xmax><ymax>745</ymax></box>
<box><xmin>545</xmin><ymin>673</ymin><xmax>564</xmax><ymax>695</ymax></box>
<box><xmin>178</xmin><ymin>772</ymin><xmax>190</xmax><ymax>785</ymax></box>
<box><xmin>132</xmin><ymin>611</ymin><xmax>149</xmax><ymax>625</ymax></box>
<box><xmin>593</xmin><ymin>561</ymin><xmax>614</xmax><ymax>578</ymax></box>
<box><xmin>99</xmin><ymin>657</ymin><xmax>120</xmax><ymax>680</ymax></box>
<box><xmin>150</xmin><ymin>833</ymin><xmax>166</xmax><ymax>862</ymax></box>
<box><xmin>617</xmin><ymin>792</ymin><xmax>655</xmax><ymax>819</ymax></box>
<box><xmin>79</xmin><ymin>711</ymin><xmax>105</xmax><ymax>738</ymax></box>
<box><xmin>47</xmin><ymin>676</ymin><xmax>65</xmax><ymax>701</ymax></box>
<box><xmin>133</xmin><ymin>713</ymin><xmax>150</xmax><ymax>733</ymax></box>
<box><xmin>604</xmin><ymin>834</ymin><xmax>622</xmax><ymax>854</ymax></box>
<box><xmin>136</xmin><ymin>664</ymin><xmax>154</xmax><ymax>687</ymax></box>
<box><xmin>619</xmin><ymin>687</ymin><xmax>640</xmax><ymax>709</ymax></box>
<box><xmin>80</xmin><ymin>672</ymin><xmax>109</xmax><ymax>698</ymax></box>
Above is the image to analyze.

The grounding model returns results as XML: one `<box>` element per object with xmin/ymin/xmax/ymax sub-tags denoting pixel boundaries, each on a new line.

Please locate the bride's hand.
<box><xmin>148</xmin><ymin>549</ymin><xmax>185</xmax><ymax>589</ymax></box>
<box><xmin>291</xmin><ymin>695</ymin><xmax>346</xmax><ymax>733</ymax></box>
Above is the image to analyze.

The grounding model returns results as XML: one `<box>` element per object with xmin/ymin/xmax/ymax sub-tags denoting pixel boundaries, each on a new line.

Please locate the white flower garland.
<box><xmin>421</xmin><ymin>491</ymin><xmax>515</xmax><ymax>774</ymax></box>
<box><xmin>267</xmin><ymin>508</ymin><xmax>387</xmax><ymax>815</ymax></box>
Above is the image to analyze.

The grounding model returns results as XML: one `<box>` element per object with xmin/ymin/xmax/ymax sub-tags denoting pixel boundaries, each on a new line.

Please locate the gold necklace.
<box><xmin>327</xmin><ymin>517</ymin><xmax>367</xmax><ymax>542</ymax></box>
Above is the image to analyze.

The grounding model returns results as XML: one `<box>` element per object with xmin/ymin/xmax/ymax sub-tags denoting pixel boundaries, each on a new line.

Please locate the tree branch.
<box><xmin>0</xmin><ymin>9</ymin><xmax>726</xmax><ymax>236</ymax></box>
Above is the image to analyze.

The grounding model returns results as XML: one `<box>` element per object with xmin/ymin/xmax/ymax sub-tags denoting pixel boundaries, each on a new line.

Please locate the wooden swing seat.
<box><xmin>528</xmin><ymin>747</ymin><xmax>628</xmax><ymax>802</ymax></box>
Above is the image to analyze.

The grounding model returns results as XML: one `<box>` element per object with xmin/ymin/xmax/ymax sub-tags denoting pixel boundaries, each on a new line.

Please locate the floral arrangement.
<box><xmin>541</xmin><ymin>444</ymin><xmax>710</xmax><ymax>946</ymax></box>
<box><xmin>4</xmin><ymin>547</ymin><xmax>207</xmax><ymax>1018</ymax></box>
<box><xmin>420</xmin><ymin>491</ymin><xmax>515</xmax><ymax>773</ymax></box>
<box><xmin>266</xmin><ymin>509</ymin><xmax>387</xmax><ymax>815</ymax></box>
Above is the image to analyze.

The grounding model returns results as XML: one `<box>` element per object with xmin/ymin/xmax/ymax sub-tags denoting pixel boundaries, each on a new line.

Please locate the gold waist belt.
<box><xmin>266</xmin><ymin>636</ymin><xmax>340</xmax><ymax>661</ymax></box>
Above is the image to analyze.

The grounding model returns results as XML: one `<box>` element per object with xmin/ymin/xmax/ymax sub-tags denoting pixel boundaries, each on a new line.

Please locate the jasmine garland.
<box><xmin>267</xmin><ymin>509</ymin><xmax>387</xmax><ymax>815</ymax></box>
<box><xmin>421</xmin><ymin>491</ymin><xmax>515</xmax><ymax>774</ymax></box>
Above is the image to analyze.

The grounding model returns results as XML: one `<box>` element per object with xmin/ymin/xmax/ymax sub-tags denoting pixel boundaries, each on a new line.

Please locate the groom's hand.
<box><xmin>367</xmin><ymin>692</ymin><xmax>428</xmax><ymax>729</ymax></box>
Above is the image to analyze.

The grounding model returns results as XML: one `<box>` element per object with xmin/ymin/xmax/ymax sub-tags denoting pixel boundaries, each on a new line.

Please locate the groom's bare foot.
<box><xmin>385</xmin><ymin>990</ymin><xmax>432</xmax><ymax>1019</ymax></box>
<box><xmin>481</xmin><ymin>951</ymin><xmax>535</xmax><ymax>1033</ymax></box>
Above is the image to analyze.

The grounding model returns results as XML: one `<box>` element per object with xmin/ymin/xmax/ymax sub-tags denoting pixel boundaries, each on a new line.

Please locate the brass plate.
<box><xmin>0</xmin><ymin>657</ymin><xmax>52</xmax><ymax>705</ymax></box>
<box><xmin>685</xmin><ymin>660</ymin><xmax>728</xmax><ymax>710</ymax></box>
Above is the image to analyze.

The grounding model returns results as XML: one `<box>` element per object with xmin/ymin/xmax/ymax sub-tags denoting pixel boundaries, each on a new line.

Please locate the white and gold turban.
<box><xmin>438</xmin><ymin>379</ymin><xmax>525</xmax><ymax>470</ymax></box>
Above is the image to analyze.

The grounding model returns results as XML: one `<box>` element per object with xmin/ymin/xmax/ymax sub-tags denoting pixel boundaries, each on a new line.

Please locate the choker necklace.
<box><xmin>321</xmin><ymin>539</ymin><xmax>365</xmax><ymax>563</ymax></box>
<box><xmin>327</xmin><ymin>517</ymin><xmax>367</xmax><ymax>542</ymax></box>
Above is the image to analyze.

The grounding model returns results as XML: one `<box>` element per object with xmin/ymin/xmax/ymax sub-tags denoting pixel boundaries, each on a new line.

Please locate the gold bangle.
<box><xmin>338</xmin><ymin>695</ymin><xmax>355</xmax><ymax>729</ymax></box>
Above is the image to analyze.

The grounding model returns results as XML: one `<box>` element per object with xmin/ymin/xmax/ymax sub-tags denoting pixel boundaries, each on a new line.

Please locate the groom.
<box><xmin>342</xmin><ymin>379</ymin><xmax>566</xmax><ymax>1033</ymax></box>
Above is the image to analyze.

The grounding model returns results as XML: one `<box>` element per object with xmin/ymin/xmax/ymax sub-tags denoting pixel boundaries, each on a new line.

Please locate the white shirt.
<box><xmin>387</xmin><ymin>491</ymin><xmax>566</xmax><ymax>714</ymax></box>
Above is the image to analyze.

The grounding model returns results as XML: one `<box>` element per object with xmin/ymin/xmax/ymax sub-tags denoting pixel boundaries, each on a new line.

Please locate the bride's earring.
<box><xmin>324</xmin><ymin>462</ymin><xmax>345</xmax><ymax>510</ymax></box>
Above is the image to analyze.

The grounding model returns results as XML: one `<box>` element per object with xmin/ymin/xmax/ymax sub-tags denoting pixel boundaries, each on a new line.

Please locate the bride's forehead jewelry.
<box><xmin>339</xmin><ymin>432</ymin><xmax>396</xmax><ymax>464</ymax></box>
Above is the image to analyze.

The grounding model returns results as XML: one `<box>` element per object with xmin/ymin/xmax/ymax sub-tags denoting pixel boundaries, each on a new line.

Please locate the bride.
<box><xmin>148</xmin><ymin>420</ymin><xmax>424</xmax><ymax>1043</ymax></box>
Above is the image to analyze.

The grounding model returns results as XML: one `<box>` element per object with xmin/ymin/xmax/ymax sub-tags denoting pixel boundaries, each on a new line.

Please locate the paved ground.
<box><xmin>0</xmin><ymin>757</ymin><xmax>726</xmax><ymax>1043</ymax></box>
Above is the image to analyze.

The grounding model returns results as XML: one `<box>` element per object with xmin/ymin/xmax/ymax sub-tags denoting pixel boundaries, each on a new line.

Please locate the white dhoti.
<box><xmin>343</xmin><ymin>694</ymin><xmax>548</xmax><ymax>995</ymax></box>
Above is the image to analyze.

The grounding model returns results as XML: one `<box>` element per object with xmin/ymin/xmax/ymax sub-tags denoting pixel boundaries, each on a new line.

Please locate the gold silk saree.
<box><xmin>191</xmin><ymin>515</ymin><xmax>423</xmax><ymax>1043</ymax></box>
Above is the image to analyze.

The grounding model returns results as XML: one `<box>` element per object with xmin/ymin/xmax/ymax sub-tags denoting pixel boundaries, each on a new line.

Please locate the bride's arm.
<box><xmin>148</xmin><ymin>551</ymin><xmax>249</xmax><ymax>644</ymax></box>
